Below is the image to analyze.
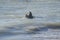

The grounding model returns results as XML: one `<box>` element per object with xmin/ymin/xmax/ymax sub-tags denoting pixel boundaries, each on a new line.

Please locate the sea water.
<box><xmin>0</xmin><ymin>0</ymin><xmax>60</xmax><ymax>40</ymax></box>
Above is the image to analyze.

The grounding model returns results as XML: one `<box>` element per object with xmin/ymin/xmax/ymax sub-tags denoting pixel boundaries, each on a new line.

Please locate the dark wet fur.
<box><xmin>25</xmin><ymin>11</ymin><xmax>34</xmax><ymax>19</ymax></box>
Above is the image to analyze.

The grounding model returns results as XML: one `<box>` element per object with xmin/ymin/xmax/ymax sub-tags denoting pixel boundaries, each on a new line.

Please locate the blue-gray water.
<box><xmin>0</xmin><ymin>0</ymin><xmax>60</xmax><ymax>40</ymax></box>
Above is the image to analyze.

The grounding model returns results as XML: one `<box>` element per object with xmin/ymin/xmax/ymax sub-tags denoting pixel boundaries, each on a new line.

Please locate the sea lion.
<box><xmin>25</xmin><ymin>11</ymin><xmax>34</xmax><ymax>19</ymax></box>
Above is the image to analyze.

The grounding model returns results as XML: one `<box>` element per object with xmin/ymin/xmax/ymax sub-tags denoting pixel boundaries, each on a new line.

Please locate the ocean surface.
<box><xmin>0</xmin><ymin>0</ymin><xmax>60</xmax><ymax>40</ymax></box>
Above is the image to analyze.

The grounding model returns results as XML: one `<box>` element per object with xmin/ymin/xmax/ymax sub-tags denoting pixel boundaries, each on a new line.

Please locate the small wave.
<box><xmin>24</xmin><ymin>26</ymin><xmax>48</xmax><ymax>34</ymax></box>
<box><xmin>44</xmin><ymin>22</ymin><xmax>60</xmax><ymax>29</ymax></box>
<box><xmin>0</xmin><ymin>29</ymin><xmax>27</xmax><ymax>37</ymax></box>
<box><xmin>0</xmin><ymin>15</ymin><xmax>23</xmax><ymax>19</ymax></box>
<box><xmin>23</xmin><ymin>22</ymin><xmax>60</xmax><ymax>34</ymax></box>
